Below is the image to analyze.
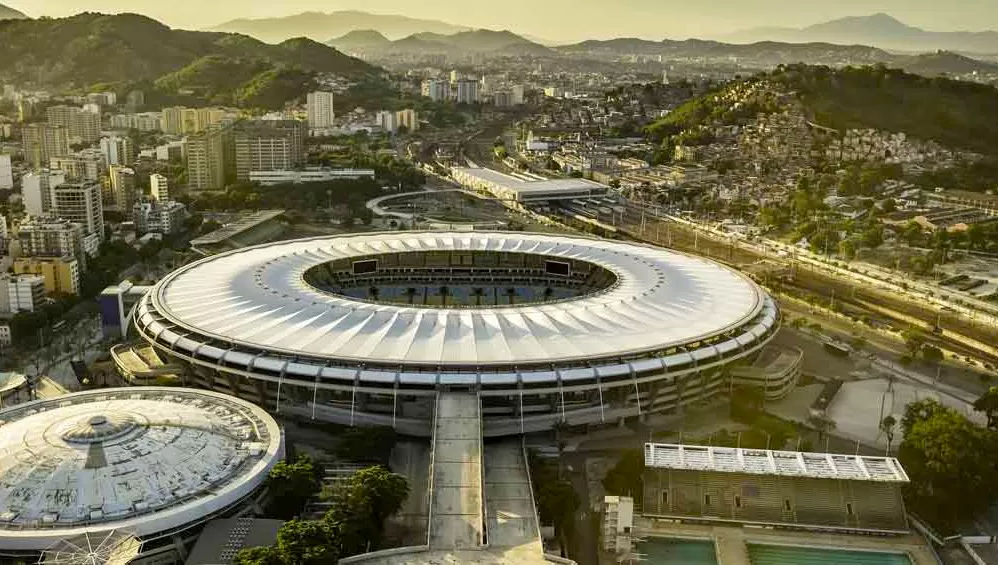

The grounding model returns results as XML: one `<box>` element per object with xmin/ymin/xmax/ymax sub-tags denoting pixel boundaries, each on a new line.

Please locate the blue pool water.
<box><xmin>747</xmin><ymin>544</ymin><xmax>912</xmax><ymax>565</ymax></box>
<box><xmin>635</xmin><ymin>538</ymin><xmax>718</xmax><ymax>565</ymax></box>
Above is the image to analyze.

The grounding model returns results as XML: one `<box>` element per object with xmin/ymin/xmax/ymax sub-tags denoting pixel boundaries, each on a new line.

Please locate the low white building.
<box><xmin>132</xmin><ymin>199</ymin><xmax>187</xmax><ymax>235</ymax></box>
<box><xmin>249</xmin><ymin>168</ymin><xmax>375</xmax><ymax>186</ymax></box>
<box><xmin>5</xmin><ymin>274</ymin><xmax>46</xmax><ymax>313</ymax></box>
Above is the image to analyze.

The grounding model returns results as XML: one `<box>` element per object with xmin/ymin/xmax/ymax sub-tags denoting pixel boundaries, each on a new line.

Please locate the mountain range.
<box><xmin>0</xmin><ymin>13</ymin><xmax>377</xmax><ymax>107</ymax></box>
<box><xmin>212</xmin><ymin>11</ymin><xmax>469</xmax><ymax>43</ymax></box>
<box><xmin>330</xmin><ymin>29</ymin><xmax>555</xmax><ymax>57</ymax></box>
<box><xmin>0</xmin><ymin>3</ymin><xmax>27</xmax><ymax>20</ymax></box>
<box><xmin>724</xmin><ymin>13</ymin><xmax>998</xmax><ymax>55</ymax></box>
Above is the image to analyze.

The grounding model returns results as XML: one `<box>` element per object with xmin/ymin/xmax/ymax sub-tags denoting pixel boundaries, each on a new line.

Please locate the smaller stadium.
<box><xmin>0</xmin><ymin>387</ymin><xmax>284</xmax><ymax>563</ymax></box>
<box><xmin>641</xmin><ymin>442</ymin><xmax>909</xmax><ymax>534</ymax></box>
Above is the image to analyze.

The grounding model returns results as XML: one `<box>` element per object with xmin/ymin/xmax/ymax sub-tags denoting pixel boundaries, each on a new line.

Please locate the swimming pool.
<box><xmin>748</xmin><ymin>544</ymin><xmax>912</xmax><ymax>565</ymax></box>
<box><xmin>635</xmin><ymin>538</ymin><xmax>718</xmax><ymax>565</ymax></box>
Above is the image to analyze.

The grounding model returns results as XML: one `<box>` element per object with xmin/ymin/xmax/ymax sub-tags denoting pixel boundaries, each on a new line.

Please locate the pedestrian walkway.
<box><xmin>483</xmin><ymin>441</ymin><xmax>542</xmax><ymax>552</ymax></box>
<box><xmin>429</xmin><ymin>393</ymin><xmax>484</xmax><ymax>549</ymax></box>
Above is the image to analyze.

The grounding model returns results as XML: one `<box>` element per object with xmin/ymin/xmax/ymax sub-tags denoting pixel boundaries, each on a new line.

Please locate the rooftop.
<box><xmin>0</xmin><ymin>388</ymin><xmax>283</xmax><ymax>550</ymax></box>
<box><xmin>644</xmin><ymin>443</ymin><xmax>909</xmax><ymax>483</ymax></box>
<box><xmin>151</xmin><ymin>232</ymin><xmax>769</xmax><ymax>367</ymax></box>
<box><xmin>190</xmin><ymin>210</ymin><xmax>286</xmax><ymax>246</ymax></box>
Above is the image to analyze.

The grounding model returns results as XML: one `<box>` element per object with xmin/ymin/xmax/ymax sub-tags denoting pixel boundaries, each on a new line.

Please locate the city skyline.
<box><xmin>8</xmin><ymin>0</ymin><xmax>998</xmax><ymax>42</ymax></box>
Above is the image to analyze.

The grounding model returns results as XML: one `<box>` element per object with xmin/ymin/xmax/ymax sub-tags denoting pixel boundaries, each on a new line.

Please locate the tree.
<box><xmin>602</xmin><ymin>449</ymin><xmax>645</xmax><ymax>497</ymax></box>
<box><xmin>438</xmin><ymin>285</ymin><xmax>450</xmax><ymax>306</ymax></box>
<box><xmin>880</xmin><ymin>415</ymin><xmax>897</xmax><ymax>455</ymax></box>
<box><xmin>974</xmin><ymin>387</ymin><xmax>998</xmax><ymax>430</ymax></box>
<box><xmin>233</xmin><ymin>546</ymin><xmax>283</xmax><ymax>565</ymax></box>
<box><xmin>323</xmin><ymin>466</ymin><xmax>409</xmax><ymax>556</ymax></box>
<box><xmin>275</xmin><ymin>519</ymin><xmax>341</xmax><ymax>565</ymax></box>
<box><xmin>921</xmin><ymin>344</ymin><xmax>944</xmax><ymax>365</ymax></box>
<box><xmin>405</xmin><ymin>287</ymin><xmax>418</xmax><ymax>305</ymax></box>
<box><xmin>901</xmin><ymin>328</ymin><xmax>926</xmax><ymax>359</ymax></box>
<box><xmin>264</xmin><ymin>455</ymin><xmax>323</xmax><ymax>519</ymax></box>
<box><xmin>898</xmin><ymin>399</ymin><xmax>998</xmax><ymax>529</ymax></box>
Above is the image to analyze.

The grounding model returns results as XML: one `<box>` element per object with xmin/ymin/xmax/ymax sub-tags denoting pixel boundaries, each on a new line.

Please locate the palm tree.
<box><xmin>505</xmin><ymin>287</ymin><xmax>517</xmax><ymax>305</ymax></box>
<box><xmin>471</xmin><ymin>287</ymin><xmax>485</xmax><ymax>306</ymax></box>
<box><xmin>367</xmin><ymin>286</ymin><xmax>380</xmax><ymax>301</ymax></box>
<box><xmin>880</xmin><ymin>415</ymin><xmax>897</xmax><ymax>456</ymax></box>
<box><xmin>543</xmin><ymin>286</ymin><xmax>554</xmax><ymax>302</ymax></box>
<box><xmin>439</xmin><ymin>286</ymin><xmax>450</xmax><ymax>306</ymax></box>
<box><xmin>405</xmin><ymin>287</ymin><xmax>418</xmax><ymax>305</ymax></box>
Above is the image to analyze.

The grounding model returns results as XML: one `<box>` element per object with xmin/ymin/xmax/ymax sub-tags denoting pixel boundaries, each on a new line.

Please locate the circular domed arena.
<box><xmin>0</xmin><ymin>387</ymin><xmax>283</xmax><ymax>562</ymax></box>
<box><xmin>128</xmin><ymin>232</ymin><xmax>784</xmax><ymax>436</ymax></box>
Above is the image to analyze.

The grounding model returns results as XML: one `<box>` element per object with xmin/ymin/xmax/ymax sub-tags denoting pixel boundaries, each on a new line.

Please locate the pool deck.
<box><xmin>634</xmin><ymin>518</ymin><xmax>937</xmax><ymax>565</ymax></box>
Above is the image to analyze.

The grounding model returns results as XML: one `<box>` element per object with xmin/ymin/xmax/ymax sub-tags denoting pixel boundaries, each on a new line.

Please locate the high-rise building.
<box><xmin>0</xmin><ymin>154</ymin><xmax>11</xmax><ymax>190</ymax></box>
<box><xmin>150</xmin><ymin>174</ymin><xmax>169</xmax><ymax>201</ymax></box>
<box><xmin>421</xmin><ymin>80</ymin><xmax>448</xmax><ymax>102</ymax></box>
<box><xmin>376</xmin><ymin>110</ymin><xmax>398</xmax><ymax>133</ymax></box>
<box><xmin>51</xmin><ymin>182</ymin><xmax>104</xmax><ymax>252</ymax></box>
<box><xmin>46</xmin><ymin>105</ymin><xmax>101</xmax><ymax>144</ymax></box>
<box><xmin>161</xmin><ymin>106</ymin><xmax>184</xmax><ymax>135</ymax></box>
<box><xmin>99</xmin><ymin>135</ymin><xmax>135</xmax><ymax>167</ymax></box>
<box><xmin>455</xmin><ymin>79</ymin><xmax>480</xmax><ymax>104</ymax></box>
<box><xmin>186</xmin><ymin>126</ymin><xmax>227</xmax><ymax>191</ymax></box>
<box><xmin>13</xmin><ymin>256</ymin><xmax>80</xmax><ymax>296</ymax></box>
<box><xmin>108</xmin><ymin>166</ymin><xmax>137</xmax><ymax>210</ymax></box>
<box><xmin>233</xmin><ymin>120</ymin><xmax>306</xmax><ymax>181</ymax></box>
<box><xmin>306</xmin><ymin>91</ymin><xmax>335</xmax><ymax>130</ymax></box>
<box><xmin>450</xmin><ymin>70</ymin><xmax>461</xmax><ymax>83</ymax></box>
<box><xmin>6</xmin><ymin>274</ymin><xmax>45</xmax><ymax>313</ymax></box>
<box><xmin>511</xmin><ymin>85</ymin><xmax>526</xmax><ymax>105</ymax></box>
<box><xmin>15</xmin><ymin>217</ymin><xmax>87</xmax><ymax>269</ymax></box>
<box><xmin>396</xmin><ymin>109</ymin><xmax>418</xmax><ymax>132</ymax></box>
<box><xmin>22</xmin><ymin>124</ymin><xmax>70</xmax><ymax>168</ymax></box>
<box><xmin>50</xmin><ymin>150</ymin><xmax>103</xmax><ymax>182</ymax></box>
<box><xmin>22</xmin><ymin>169</ymin><xmax>66</xmax><ymax>217</ymax></box>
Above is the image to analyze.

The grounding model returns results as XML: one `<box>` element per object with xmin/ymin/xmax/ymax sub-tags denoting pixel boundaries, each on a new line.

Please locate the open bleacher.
<box><xmin>641</xmin><ymin>443</ymin><xmax>910</xmax><ymax>534</ymax></box>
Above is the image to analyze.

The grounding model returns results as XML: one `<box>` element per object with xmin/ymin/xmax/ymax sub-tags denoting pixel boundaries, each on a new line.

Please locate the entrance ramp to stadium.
<box><xmin>483</xmin><ymin>441</ymin><xmax>544</xmax><ymax>556</ymax></box>
<box><xmin>428</xmin><ymin>393</ymin><xmax>484</xmax><ymax>549</ymax></box>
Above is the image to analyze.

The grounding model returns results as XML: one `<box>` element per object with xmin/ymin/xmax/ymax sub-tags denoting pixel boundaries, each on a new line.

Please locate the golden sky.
<box><xmin>8</xmin><ymin>0</ymin><xmax>998</xmax><ymax>42</ymax></box>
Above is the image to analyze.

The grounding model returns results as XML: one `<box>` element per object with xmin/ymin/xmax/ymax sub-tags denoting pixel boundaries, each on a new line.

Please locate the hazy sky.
<box><xmin>8</xmin><ymin>0</ymin><xmax>998</xmax><ymax>41</ymax></box>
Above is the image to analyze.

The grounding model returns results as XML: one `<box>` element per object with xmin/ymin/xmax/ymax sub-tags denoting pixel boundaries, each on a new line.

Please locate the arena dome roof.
<box><xmin>148</xmin><ymin>232</ymin><xmax>768</xmax><ymax>367</ymax></box>
<box><xmin>0</xmin><ymin>388</ymin><xmax>283</xmax><ymax>550</ymax></box>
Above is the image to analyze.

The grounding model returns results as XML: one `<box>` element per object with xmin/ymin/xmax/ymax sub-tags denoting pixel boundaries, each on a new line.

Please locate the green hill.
<box><xmin>772</xmin><ymin>64</ymin><xmax>998</xmax><ymax>155</ymax></box>
<box><xmin>647</xmin><ymin>64</ymin><xmax>998</xmax><ymax>156</ymax></box>
<box><xmin>0</xmin><ymin>12</ymin><xmax>378</xmax><ymax>108</ymax></box>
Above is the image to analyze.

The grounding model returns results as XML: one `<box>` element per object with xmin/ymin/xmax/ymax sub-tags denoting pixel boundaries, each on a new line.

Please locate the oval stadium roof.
<box><xmin>151</xmin><ymin>232</ymin><xmax>767</xmax><ymax>367</ymax></box>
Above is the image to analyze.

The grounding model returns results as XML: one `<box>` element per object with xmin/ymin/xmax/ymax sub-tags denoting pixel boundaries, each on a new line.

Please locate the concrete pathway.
<box><xmin>429</xmin><ymin>393</ymin><xmax>484</xmax><ymax>550</ymax></box>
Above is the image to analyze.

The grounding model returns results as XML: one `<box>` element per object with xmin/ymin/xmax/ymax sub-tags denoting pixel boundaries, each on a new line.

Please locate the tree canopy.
<box><xmin>898</xmin><ymin>399</ymin><xmax>998</xmax><ymax>531</ymax></box>
<box><xmin>264</xmin><ymin>455</ymin><xmax>323</xmax><ymax>520</ymax></box>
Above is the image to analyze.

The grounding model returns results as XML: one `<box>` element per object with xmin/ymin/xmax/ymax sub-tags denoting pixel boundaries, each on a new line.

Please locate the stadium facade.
<box><xmin>0</xmin><ymin>387</ymin><xmax>284</xmax><ymax>562</ymax></box>
<box><xmin>125</xmin><ymin>231</ymin><xmax>787</xmax><ymax>436</ymax></box>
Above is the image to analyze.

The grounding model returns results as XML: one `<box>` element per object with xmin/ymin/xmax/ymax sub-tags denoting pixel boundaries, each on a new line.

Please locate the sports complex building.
<box><xmin>122</xmin><ymin>231</ymin><xmax>788</xmax><ymax>436</ymax></box>
<box><xmin>0</xmin><ymin>387</ymin><xmax>284</xmax><ymax>563</ymax></box>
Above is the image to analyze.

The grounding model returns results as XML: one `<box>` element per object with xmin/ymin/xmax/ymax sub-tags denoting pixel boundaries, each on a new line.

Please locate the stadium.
<box><xmin>0</xmin><ymin>387</ymin><xmax>284</xmax><ymax>563</ymax></box>
<box><xmin>126</xmin><ymin>231</ymin><xmax>785</xmax><ymax>436</ymax></box>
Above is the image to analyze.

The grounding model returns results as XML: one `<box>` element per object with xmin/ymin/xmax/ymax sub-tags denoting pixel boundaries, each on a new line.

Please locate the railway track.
<box><xmin>603</xmin><ymin>204</ymin><xmax>998</xmax><ymax>365</ymax></box>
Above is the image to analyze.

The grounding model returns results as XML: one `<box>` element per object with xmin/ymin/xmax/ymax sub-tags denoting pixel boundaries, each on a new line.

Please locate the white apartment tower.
<box><xmin>150</xmin><ymin>174</ymin><xmax>169</xmax><ymax>201</ymax></box>
<box><xmin>22</xmin><ymin>169</ymin><xmax>66</xmax><ymax>217</ymax></box>
<box><xmin>306</xmin><ymin>91</ymin><xmax>335</xmax><ymax>130</ymax></box>
<box><xmin>100</xmin><ymin>135</ymin><xmax>135</xmax><ymax>167</ymax></box>
<box><xmin>0</xmin><ymin>154</ymin><xmax>12</xmax><ymax>190</ymax></box>
<box><xmin>7</xmin><ymin>274</ymin><xmax>46</xmax><ymax>313</ymax></box>
<box><xmin>376</xmin><ymin>111</ymin><xmax>398</xmax><ymax>133</ymax></box>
